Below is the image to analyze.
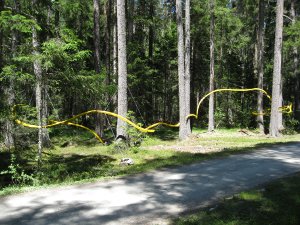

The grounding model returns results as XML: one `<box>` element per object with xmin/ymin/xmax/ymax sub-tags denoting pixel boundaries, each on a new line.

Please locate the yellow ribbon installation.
<box><xmin>13</xmin><ymin>88</ymin><xmax>293</xmax><ymax>143</ymax></box>
<box><xmin>187</xmin><ymin>88</ymin><xmax>272</xmax><ymax>119</ymax></box>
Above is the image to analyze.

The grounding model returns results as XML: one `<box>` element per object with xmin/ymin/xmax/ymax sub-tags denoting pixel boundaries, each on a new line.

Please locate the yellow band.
<box><xmin>13</xmin><ymin>88</ymin><xmax>293</xmax><ymax>144</ymax></box>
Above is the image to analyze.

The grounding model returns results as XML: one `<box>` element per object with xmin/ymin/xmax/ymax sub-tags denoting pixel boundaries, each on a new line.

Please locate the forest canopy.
<box><xmin>0</xmin><ymin>0</ymin><xmax>299</xmax><ymax>151</ymax></box>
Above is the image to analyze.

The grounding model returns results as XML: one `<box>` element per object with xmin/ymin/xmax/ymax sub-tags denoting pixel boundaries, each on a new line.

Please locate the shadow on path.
<box><xmin>0</xmin><ymin>142</ymin><xmax>299</xmax><ymax>225</ymax></box>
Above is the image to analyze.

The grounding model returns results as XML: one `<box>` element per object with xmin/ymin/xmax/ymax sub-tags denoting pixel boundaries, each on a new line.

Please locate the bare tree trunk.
<box><xmin>185</xmin><ymin>0</ymin><xmax>191</xmax><ymax>135</ymax></box>
<box><xmin>42</xmin><ymin>3</ymin><xmax>52</xmax><ymax>148</ymax></box>
<box><xmin>146</xmin><ymin>0</ymin><xmax>155</xmax><ymax>123</ymax></box>
<box><xmin>93</xmin><ymin>0</ymin><xmax>101</xmax><ymax>74</ymax></box>
<box><xmin>128</xmin><ymin>0</ymin><xmax>134</xmax><ymax>41</ymax></box>
<box><xmin>113</xmin><ymin>0</ymin><xmax>117</xmax><ymax>77</ymax></box>
<box><xmin>106</xmin><ymin>0</ymin><xmax>112</xmax><ymax>81</ymax></box>
<box><xmin>0</xmin><ymin>0</ymin><xmax>4</xmax><ymax>71</ymax></box>
<box><xmin>208</xmin><ymin>0</ymin><xmax>215</xmax><ymax>132</ymax></box>
<box><xmin>93</xmin><ymin>0</ymin><xmax>104</xmax><ymax>137</ymax></box>
<box><xmin>54</xmin><ymin>0</ymin><xmax>59</xmax><ymax>36</ymax></box>
<box><xmin>2</xmin><ymin>0</ymin><xmax>15</xmax><ymax>149</ymax></box>
<box><xmin>116</xmin><ymin>0</ymin><xmax>128</xmax><ymax>137</ymax></box>
<box><xmin>256</xmin><ymin>0</ymin><xmax>265</xmax><ymax>133</ymax></box>
<box><xmin>176</xmin><ymin>0</ymin><xmax>187</xmax><ymax>140</ymax></box>
<box><xmin>112</xmin><ymin>0</ymin><xmax>118</xmax><ymax>109</ymax></box>
<box><xmin>105</xmin><ymin>0</ymin><xmax>112</xmax><ymax>111</ymax></box>
<box><xmin>269</xmin><ymin>0</ymin><xmax>284</xmax><ymax>137</ymax></box>
<box><xmin>32</xmin><ymin>0</ymin><xmax>43</xmax><ymax>166</ymax></box>
<box><xmin>93</xmin><ymin>0</ymin><xmax>101</xmax><ymax>73</ymax></box>
<box><xmin>278</xmin><ymin>84</ymin><xmax>283</xmax><ymax>130</ymax></box>
<box><xmin>42</xmin><ymin>77</ymin><xmax>51</xmax><ymax>147</ymax></box>
<box><xmin>291</xmin><ymin>0</ymin><xmax>300</xmax><ymax>121</ymax></box>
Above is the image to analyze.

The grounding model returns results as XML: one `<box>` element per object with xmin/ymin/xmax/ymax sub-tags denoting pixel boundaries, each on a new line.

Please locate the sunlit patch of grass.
<box><xmin>173</xmin><ymin>173</ymin><xmax>300</xmax><ymax>225</ymax></box>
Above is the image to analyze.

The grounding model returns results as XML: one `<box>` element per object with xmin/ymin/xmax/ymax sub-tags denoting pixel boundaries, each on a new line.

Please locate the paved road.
<box><xmin>1</xmin><ymin>142</ymin><xmax>300</xmax><ymax>225</ymax></box>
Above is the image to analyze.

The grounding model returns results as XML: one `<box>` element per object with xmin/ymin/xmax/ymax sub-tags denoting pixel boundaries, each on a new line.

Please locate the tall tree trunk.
<box><xmin>291</xmin><ymin>0</ymin><xmax>300</xmax><ymax>121</ymax></box>
<box><xmin>93</xmin><ymin>0</ymin><xmax>104</xmax><ymax>137</ymax></box>
<box><xmin>105</xmin><ymin>0</ymin><xmax>112</xmax><ymax>111</ymax></box>
<box><xmin>2</xmin><ymin>0</ymin><xmax>15</xmax><ymax>149</ymax></box>
<box><xmin>42</xmin><ymin>78</ymin><xmax>51</xmax><ymax>147</ymax></box>
<box><xmin>256</xmin><ymin>0</ymin><xmax>265</xmax><ymax>133</ymax></box>
<box><xmin>113</xmin><ymin>0</ymin><xmax>117</xmax><ymax>78</ymax></box>
<box><xmin>41</xmin><ymin>1</ymin><xmax>52</xmax><ymax>148</ymax></box>
<box><xmin>176</xmin><ymin>0</ymin><xmax>187</xmax><ymax>139</ymax></box>
<box><xmin>93</xmin><ymin>0</ymin><xmax>101</xmax><ymax>74</ymax></box>
<box><xmin>149</xmin><ymin>0</ymin><xmax>154</xmax><ymax>60</ymax></box>
<box><xmin>105</xmin><ymin>0</ymin><xmax>112</xmax><ymax>81</ymax></box>
<box><xmin>208</xmin><ymin>0</ymin><xmax>215</xmax><ymax>132</ymax></box>
<box><xmin>185</xmin><ymin>0</ymin><xmax>191</xmax><ymax>135</ymax></box>
<box><xmin>269</xmin><ymin>0</ymin><xmax>284</xmax><ymax>137</ymax></box>
<box><xmin>54</xmin><ymin>0</ymin><xmax>60</xmax><ymax>36</ymax></box>
<box><xmin>128</xmin><ymin>0</ymin><xmax>134</xmax><ymax>41</ymax></box>
<box><xmin>32</xmin><ymin>0</ymin><xmax>43</xmax><ymax>166</ymax></box>
<box><xmin>116</xmin><ymin>0</ymin><xmax>128</xmax><ymax>137</ymax></box>
<box><xmin>146</xmin><ymin>0</ymin><xmax>155</xmax><ymax>123</ymax></box>
<box><xmin>0</xmin><ymin>0</ymin><xmax>4</xmax><ymax>71</ymax></box>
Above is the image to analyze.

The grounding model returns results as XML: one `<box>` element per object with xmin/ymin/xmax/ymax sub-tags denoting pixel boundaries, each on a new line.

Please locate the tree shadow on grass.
<box><xmin>0</xmin><ymin>152</ymin><xmax>12</xmax><ymax>188</ymax></box>
<box><xmin>40</xmin><ymin>154</ymin><xmax>117</xmax><ymax>183</ymax></box>
<box><xmin>152</xmin><ymin>127</ymin><xmax>179</xmax><ymax>141</ymax></box>
<box><xmin>173</xmin><ymin>173</ymin><xmax>300</xmax><ymax>225</ymax></box>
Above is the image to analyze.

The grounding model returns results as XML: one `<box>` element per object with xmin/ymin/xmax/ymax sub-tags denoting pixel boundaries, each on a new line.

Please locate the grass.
<box><xmin>0</xmin><ymin>127</ymin><xmax>299</xmax><ymax>197</ymax></box>
<box><xmin>173</xmin><ymin>172</ymin><xmax>300</xmax><ymax>225</ymax></box>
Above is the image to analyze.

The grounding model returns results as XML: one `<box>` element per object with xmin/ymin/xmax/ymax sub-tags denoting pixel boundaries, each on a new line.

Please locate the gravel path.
<box><xmin>1</xmin><ymin>142</ymin><xmax>300</xmax><ymax>225</ymax></box>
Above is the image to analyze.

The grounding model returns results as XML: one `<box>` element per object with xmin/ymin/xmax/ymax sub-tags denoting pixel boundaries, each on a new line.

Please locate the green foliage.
<box><xmin>110</xmin><ymin>111</ymin><xmax>145</xmax><ymax>153</ymax></box>
<box><xmin>284</xmin><ymin>21</ymin><xmax>300</xmax><ymax>49</ymax></box>
<box><xmin>41</xmin><ymin>29</ymin><xmax>91</xmax><ymax>71</ymax></box>
<box><xmin>0</xmin><ymin>10</ymin><xmax>40</xmax><ymax>33</ymax></box>
<box><xmin>125</xmin><ymin>111</ymin><xmax>146</xmax><ymax>147</ymax></box>
<box><xmin>0</xmin><ymin>65</ymin><xmax>34</xmax><ymax>82</ymax></box>
<box><xmin>282</xmin><ymin>115</ymin><xmax>300</xmax><ymax>135</ymax></box>
<box><xmin>0</xmin><ymin>154</ymin><xmax>35</xmax><ymax>186</ymax></box>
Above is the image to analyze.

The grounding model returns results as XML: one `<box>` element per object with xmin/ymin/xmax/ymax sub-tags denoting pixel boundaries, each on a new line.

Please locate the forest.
<box><xmin>0</xmin><ymin>0</ymin><xmax>300</xmax><ymax>189</ymax></box>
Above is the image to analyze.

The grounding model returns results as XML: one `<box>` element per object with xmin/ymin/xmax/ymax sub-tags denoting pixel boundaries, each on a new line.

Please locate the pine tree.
<box><xmin>255</xmin><ymin>0</ymin><xmax>266</xmax><ymax>133</ymax></box>
<box><xmin>208</xmin><ymin>0</ymin><xmax>215</xmax><ymax>132</ymax></box>
<box><xmin>185</xmin><ymin>0</ymin><xmax>192</xmax><ymax>136</ymax></box>
<box><xmin>269</xmin><ymin>0</ymin><xmax>284</xmax><ymax>137</ymax></box>
<box><xmin>291</xmin><ymin>0</ymin><xmax>300</xmax><ymax>121</ymax></box>
<box><xmin>176</xmin><ymin>0</ymin><xmax>188</xmax><ymax>139</ymax></box>
<box><xmin>32</xmin><ymin>0</ymin><xmax>43</xmax><ymax>165</ymax></box>
<box><xmin>116</xmin><ymin>0</ymin><xmax>128</xmax><ymax>138</ymax></box>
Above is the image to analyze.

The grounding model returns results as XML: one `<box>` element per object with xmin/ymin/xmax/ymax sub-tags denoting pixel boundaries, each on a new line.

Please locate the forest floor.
<box><xmin>0</xmin><ymin>141</ymin><xmax>300</xmax><ymax>224</ymax></box>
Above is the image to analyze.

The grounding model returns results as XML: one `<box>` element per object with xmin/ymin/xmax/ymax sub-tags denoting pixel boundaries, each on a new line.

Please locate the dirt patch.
<box><xmin>145</xmin><ymin>145</ymin><xmax>222</xmax><ymax>154</ymax></box>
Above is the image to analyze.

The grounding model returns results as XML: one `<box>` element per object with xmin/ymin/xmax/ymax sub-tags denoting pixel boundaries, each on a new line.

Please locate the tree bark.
<box><xmin>185</xmin><ymin>0</ymin><xmax>191</xmax><ymax>135</ymax></box>
<box><xmin>291</xmin><ymin>0</ymin><xmax>300</xmax><ymax>121</ymax></box>
<box><xmin>256</xmin><ymin>0</ymin><xmax>265</xmax><ymax>133</ymax></box>
<box><xmin>113</xmin><ymin>0</ymin><xmax>117</xmax><ymax>78</ymax></box>
<box><xmin>54</xmin><ymin>0</ymin><xmax>60</xmax><ymax>36</ymax></box>
<box><xmin>93</xmin><ymin>0</ymin><xmax>101</xmax><ymax>74</ymax></box>
<box><xmin>127</xmin><ymin>0</ymin><xmax>134</xmax><ymax>41</ymax></box>
<box><xmin>93</xmin><ymin>0</ymin><xmax>104</xmax><ymax>137</ymax></box>
<box><xmin>0</xmin><ymin>0</ymin><xmax>4</xmax><ymax>71</ymax></box>
<box><xmin>2</xmin><ymin>0</ymin><xmax>15</xmax><ymax>149</ymax></box>
<box><xmin>105</xmin><ymin>0</ymin><xmax>112</xmax><ymax>81</ymax></box>
<box><xmin>116</xmin><ymin>0</ymin><xmax>128</xmax><ymax>137</ymax></box>
<box><xmin>32</xmin><ymin>0</ymin><xmax>43</xmax><ymax>166</ymax></box>
<box><xmin>208</xmin><ymin>0</ymin><xmax>215</xmax><ymax>132</ymax></box>
<box><xmin>176</xmin><ymin>0</ymin><xmax>187</xmax><ymax>139</ymax></box>
<box><xmin>269</xmin><ymin>0</ymin><xmax>284</xmax><ymax>137</ymax></box>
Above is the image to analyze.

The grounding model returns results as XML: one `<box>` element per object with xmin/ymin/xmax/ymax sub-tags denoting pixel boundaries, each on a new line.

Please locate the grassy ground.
<box><xmin>0</xmin><ymin>127</ymin><xmax>299</xmax><ymax>196</ymax></box>
<box><xmin>173</xmin><ymin>172</ymin><xmax>300</xmax><ymax>225</ymax></box>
